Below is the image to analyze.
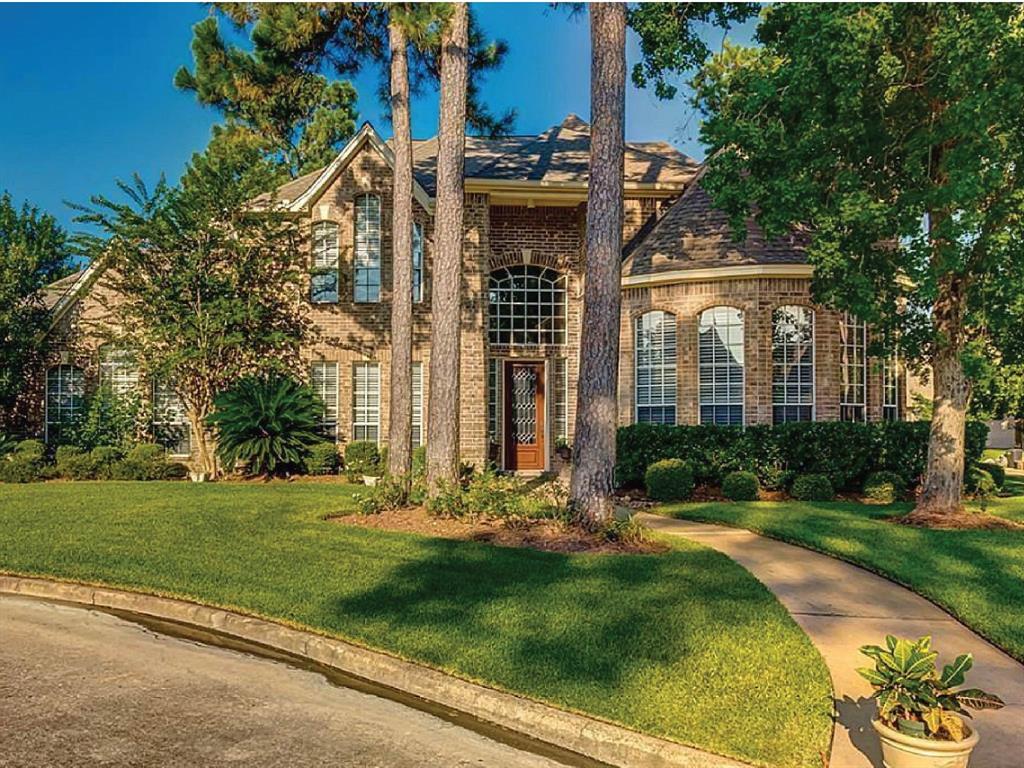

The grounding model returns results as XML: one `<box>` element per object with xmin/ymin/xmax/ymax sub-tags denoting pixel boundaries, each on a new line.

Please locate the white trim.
<box><xmin>289</xmin><ymin>123</ymin><xmax>434</xmax><ymax>214</ymax></box>
<box><xmin>621</xmin><ymin>263</ymin><xmax>814</xmax><ymax>288</ymax></box>
<box><xmin>46</xmin><ymin>263</ymin><xmax>103</xmax><ymax>334</ymax></box>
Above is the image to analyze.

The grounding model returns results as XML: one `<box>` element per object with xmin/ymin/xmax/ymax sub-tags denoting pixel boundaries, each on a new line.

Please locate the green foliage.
<box><xmin>617</xmin><ymin>421</ymin><xmax>989</xmax><ymax>491</ymax></box>
<box><xmin>0</xmin><ymin>454</ymin><xmax>43</xmax><ymax>484</ymax></box>
<box><xmin>600</xmin><ymin>515</ymin><xmax>650</xmax><ymax>546</ymax></box>
<box><xmin>55</xmin><ymin>446</ymin><xmax>96</xmax><ymax>481</ymax></box>
<box><xmin>14</xmin><ymin>439</ymin><xmax>45</xmax><ymax>461</ymax></box>
<box><xmin>863</xmin><ymin>471</ymin><xmax>907</xmax><ymax>505</ymax></box>
<box><xmin>109</xmin><ymin>443</ymin><xmax>174</xmax><ymax>481</ymax></box>
<box><xmin>966</xmin><ymin>468</ymin><xmax>997</xmax><ymax>512</ymax></box>
<box><xmin>208</xmin><ymin>376</ymin><xmax>321</xmax><ymax>476</ymax></box>
<box><xmin>424</xmin><ymin>471</ymin><xmax>565</xmax><ymax>525</ymax></box>
<box><xmin>0</xmin><ymin>191</ymin><xmax>73</xmax><ymax>428</ymax></box>
<box><xmin>722</xmin><ymin>471</ymin><xmax>759</xmax><ymax>502</ymax></box>
<box><xmin>344</xmin><ymin>441</ymin><xmax>381</xmax><ymax>480</ymax></box>
<box><xmin>791</xmin><ymin>474</ymin><xmax>835</xmax><ymax>502</ymax></box>
<box><xmin>304</xmin><ymin>441</ymin><xmax>341</xmax><ymax>476</ymax></box>
<box><xmin>62</xmin><ymin>386</ymin><xmax>144</xmax><ymax>452</ymax></box>
<box><xmin>0</xmin><ymin>434</ymin><xmax>16</xmax><ymax>457</ymax></box>
<box><xmin>90</xmin><ymin>446</ymin><xmax>123</xmax><ymax>480</ymax></box>
<box><xmin>858</xmin><ymin>635</ymin><xmax>1004</xmax><ymax>740</ymax></box>
<box><xmin>645</xmin><ymin>459</ymin><xmax>695</xmax><ymax>502</ymax></box>
<box><xmin>354</xmin><ymin>474</ymin><xmax>409</xmax><ymax>515</ymax></box>
<box><xmin>979</xmin><ymin>462</ymin><xmax>1006</xmax><ymax>490</ymax></box>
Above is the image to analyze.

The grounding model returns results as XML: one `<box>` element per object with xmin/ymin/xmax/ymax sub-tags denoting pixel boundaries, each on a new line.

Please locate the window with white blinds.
<box><xmin>411</xmin><ymin>362</ymin><xmax>424</xmax><ymax>447</ymax></box>
<box><xmin>840</xmin><ymin>312</ymin><xmax>867</xmax><ymax>422</ymax></box>
<box><xmin>354</xmin><ymin>195</ymin><xmax>381</xmax><ymax>303</ymax></box>
<box><xmin>412</xmin><ymin>221</ymin><xmax>424</xmax><ymax>304</ymax></box>
<box><xmin>311</xmin><ymin>362</ymin><xmax>339</xmax><ymax>440</ymax></box>
<box><xmin>352</xmin><ymin>362</ymin><xmax>380</xmax><ymax>442</ymax></box>
<box><xmin>635</xmin><ymin>311</ymin><xmax>677</xmax><ymax>425</ymax></box>
<box><xmin>698</xmin><ymin>307</ymin><xmax>744</xmax><ymax>426</ymax></box>
<box><xmin>99</xmin><ymin>345</ymin><xmax>139</xmax><ymax>397</ymax></box>
<box><xmin>883</xmin><ymin>351</ymin><xmax>900</xmax><ymax>422</ymax></box>
<box><xmin>45</xmin><ymin>364</ymin><xmax>85</xmax><ymax>442</ymax></box>
<box><xmin>553</xmin><ymin>357</ymin><xmax>568</xmax><ymax>441</ymax></box>
<box><xmin>772</xmin><ymin>306</ymin><xmax>815</xmax><ymax>423</ymax></box>
<box><xmin>152</xmin><ymin>380</ymin><xmax>191</xmax><ymax>456</ymax></box>
<box><xmin>311</xmin><ymin>221</ymin><xmax>339</xmax><ymax>303</ymax></box>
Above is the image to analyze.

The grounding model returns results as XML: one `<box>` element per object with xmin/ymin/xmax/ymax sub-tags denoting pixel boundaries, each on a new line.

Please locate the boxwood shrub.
<box><xmin>722</xmin><ymin>470</ymin><xmax>760</xmax><ymax>501</ymax></box>
<box><xmin>645</xmin><ymin>459</ymin><xmax>694</xmax><ymax>502</ymax></box>
<box><xmin>305</xmin><ymin>441</ymin><xmax>341</xmax><ymax>475</ymax></box>
<box><xmin>791</xmin><ymin>473</ymin><xmax>835</xmax><ymax>502</ymax></box>
<box><xmin>344</xmin><ymin>440</ymin><xmax>380</xmax><ymax>481</ymax></box>
<box><xmin>862</xmin><ymin>470</ymin><xmax>906</xmax><ymax>504</ymax></box>
<box><xmin>616</xmin><ymin>421</ymin><xmax>989</xmax><ymax>491</ymax></box>
<box><xmin>979</xmin><ymin>462</ymin><xmax>1006</xmax><ymax>490</ymax></box>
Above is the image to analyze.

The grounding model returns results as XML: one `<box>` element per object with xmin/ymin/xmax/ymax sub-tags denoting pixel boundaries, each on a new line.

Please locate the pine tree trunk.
<box><xmin>387</xmin><ymin>19</ymin><xmax>413</xmax><ymax>486</ymax></box>
<box><xmin>570</xmin><ymin>4</ymin><xmax>626</xmax><ymax>528</ymax></box>
<box><xmin>913</xmin><ymin>274</ymin><xmax>970</xmax><ymax>520</ymax></box>
<box><xmin>426</xmin><ymin>3</ymin><xmax>468</xmax><ymax>493</ymax></box>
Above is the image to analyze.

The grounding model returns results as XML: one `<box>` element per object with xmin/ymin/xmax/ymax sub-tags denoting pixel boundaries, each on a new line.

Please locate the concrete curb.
<box><xmin>0</xmin><ymin>575</ymin><xmax>751</xmax><ymax>768</ymax></box>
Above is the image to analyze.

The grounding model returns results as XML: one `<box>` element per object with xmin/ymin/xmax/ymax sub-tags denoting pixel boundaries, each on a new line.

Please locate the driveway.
<box><xmin>0</xmin><ymin>596</ymin><xmax>571</xmax><ymax>768</ymax></box>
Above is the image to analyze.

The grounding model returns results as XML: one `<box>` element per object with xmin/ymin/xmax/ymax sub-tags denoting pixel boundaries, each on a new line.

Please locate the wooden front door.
<box><xmin>504</xmin><ymin>361</ymin><xmax>545</xmax><ymax>471</ymax></box>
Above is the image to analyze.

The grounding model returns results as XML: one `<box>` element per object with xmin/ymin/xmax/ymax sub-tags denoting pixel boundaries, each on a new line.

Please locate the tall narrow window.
<box><xmin>352</xmin><ymin>362</ymin><xmax>380</xmax><ymax>442</ymax></box>
<box><xmin>354</xmin><ymin>195</ymin><xmax>381</xmax><ymax>303</ymax></box>
<box><xmin>311</xmin><ymin>362</ymin><xmax>339</xmax><ymax>440</ymax></box>
<box><xmin>882</xmin><ymin>352</ymin><xmax>900</xmax><ymax>422</ymax></box>
<box><xmin>772</xmin><ymin>306</ymin><xmax>815</xmax><ymax>423</ymax></box>
<box><xmin>45</xmin><ymin>364</ymin><xmax>85</xmax><ymax>442</ymax></box>
<box><xmin>411</xmin><ymin>362</ymin><xmax>424</xmax><ymax>447</ymax></box>
<box><xmin>553</xmin><ymin>357</ymin><xmax>568</xmax><ymax>442</ymax></box>
<box><xmin>488</xmin><ymin>358</ymin><xmax>502</xmax><ymax>444</ymax></box>
<box><xmin>99</xmin><ymin>346</ymin><xmax>139</xmax><ymax>397</ymax></box>
<box><xmin>488</xmin><ymin>266</ymin><xmax>567</xmax><ymax>346</ymax></box>
<box><xmin>412</xmin><ymin>221</ymin><xmax>424</xmax><ymax>304</ymax></box>
<box><xmin>698</xmin><ymin>307</ymin><xmax>744</xmax><ymax>426</ymax></box>
<box><xmin>635</xmin><ymin>311</ymin><xmax>677</xmax><ymax>425</ymax></box>
<box><xmin>152</xmin><ymin>380</ymin><xmax>191</xmax><ymax>456</ymax></box>
<box><xmin>840</xmin><ymin>312</ymin><xmax>867</xmax><ymax>422</ymax></box>
<box><xmin>311</xmin><ymin>221</ymin><xmax>339</xmax><ymax>303</ymax></box>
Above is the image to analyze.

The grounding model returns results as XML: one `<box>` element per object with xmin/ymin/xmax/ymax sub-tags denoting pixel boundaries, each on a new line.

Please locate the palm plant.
<box><xmin>208</xmin><ymin>375</ymin><xmax>321</xmax><ymax>476</ymax></box>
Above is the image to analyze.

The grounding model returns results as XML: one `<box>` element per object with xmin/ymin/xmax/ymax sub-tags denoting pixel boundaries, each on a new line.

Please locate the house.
<box><xmin>24</xmin><ymin>114</ymin><xmax>906</xmax><ymax>473</ymax></box>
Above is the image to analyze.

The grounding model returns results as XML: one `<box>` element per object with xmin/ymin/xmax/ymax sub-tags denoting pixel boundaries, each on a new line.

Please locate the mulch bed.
<box><xmin>333</xmin><ymin>507</ymin><xmax>668</xmax><ymax>555</ymax></box>
<box><xmin>895</xmin><ymin>510</ymin><xmax>1024</xmax><ymax>531</ymax></box>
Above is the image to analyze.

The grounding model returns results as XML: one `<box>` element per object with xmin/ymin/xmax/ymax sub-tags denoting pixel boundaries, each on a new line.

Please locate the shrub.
<box><xmin>966</xmin><ymin>467</ymin><xmax>997</xmax><ymax>510</ymax></box>
<box><xmin>90</xmin><ymin>445</ymin><xmax>123</xmax><ymax>479</ymax></box>
<box><xmin>63</xmin><ymin>386</ymin><xmax>144</xmax><ymax>452</ymax></box>
<box><xmin>14</xmin><ymin>439</ymin><xmax>46</xmax><ymax>461</ymax></box>
<box><xmin>344</xmin><ymin>441</ymin><xmax>380</xmax><ymax>480</ymax></box>
<box><xmin>163</xmin><ymin>461</ymin><xmax>190</xmax><ymax>480</ymax></box>
<box><xmin>0</xmin><ymin>434</ymin><xmax>17</xmax><ymax>457</ymax></box>
<box><xmin>0</xmin><ymin>455</ymin><xmax>43</xmax><ymax>483</ymax></box>
<box><xmin>862</xmin><ymin>471</ymin><xmax>907</xmax><ymax>504</ymax></box>
<box><xmin>110</xmin><ymin>443</ymin><xmax>170</xmax><ymax>481</ymax></box>
<box><xmin>354</xmin><ymin>475</ymin><xmax>409</xmax><ymax>515</ymax></box>
<box><xmin>979</xmin><ymin>462</ymin><xmax>1006</xmax><ymax>490</ymax></box>
<box><xmin>304</xmin><ymin>442</ymin><xmax>341</xmax><ymax>475</ymax></box>
<box><xmin>791</xmin><ymin>473</ymin><xmax>835</xmax><ymax>502</ymax></box>
<box><xmin>601</xmin><ymin>516</ymin><xmax>649</xmax><ymax>545</ymax></box>
<box><xmin>722</xmin><ymin>471</ymin><xmax>759</xmax><ymax>501</ymax></box>
<box><xmin>425</xmin><ymin>478</ymin><xmax>472</xmax><ymax>518</ymax></box>
<box><xmin>55</xmin><ymin>446</ymin><xmax>97</xmax><ymax>480</ymax></box>
<box><xmin>207</xmin><ymin>375</ymin><xmax>321</xmax><ymax>476</ymax></box>
<box><xmin>644</xmin><ymin>459</ymin><xmax>694</xmax><ymax>502</ymax></box>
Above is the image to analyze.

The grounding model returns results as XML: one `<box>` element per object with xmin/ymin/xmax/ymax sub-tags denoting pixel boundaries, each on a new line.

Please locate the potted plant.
<box><xmin>555</xmin><ymin>438</ymin><xmax>572</xmax><ymax>461</ymax></box>
<box><xmin>858</xmin><ymin>635</ymin><xmax>1004</xmax><ymax>768</ymax></box>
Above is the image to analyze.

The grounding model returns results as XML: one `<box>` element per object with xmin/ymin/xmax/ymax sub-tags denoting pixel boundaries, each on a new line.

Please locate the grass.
<box><xmin>0</xmin><ymin>481</ymin><xmax>832</xmax><ymax>768</ymax></box>
<box><xmin>658</xmin><ymin>477</ymin><xmax>1024</xmax><ymax>662</ymax></box>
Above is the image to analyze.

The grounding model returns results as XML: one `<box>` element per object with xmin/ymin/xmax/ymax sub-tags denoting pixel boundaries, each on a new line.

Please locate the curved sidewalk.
<box><xmin>638</xmin><ymin>514</ymin><xmax>1024</xmax><ymax>768</ymax></box>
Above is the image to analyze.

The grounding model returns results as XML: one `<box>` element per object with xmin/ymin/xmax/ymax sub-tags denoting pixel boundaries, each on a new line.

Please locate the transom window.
<box><xmin>412</xmin><ymin>222</ymin><xmax>424</xmax><ymax>304</ymax></box>
<box><xmin>883</xmin><ymin>351</ymin><xmax>900</xmax><ymax>422</ymax></box>
<box><xmin>352</xmin><ymin>362</ymin><xmax>380</xmax><ymax>442</ymax></box>
<box><xmin>840</xmin><ymin>312</ymin><xmax>867</xmax><ymax>422</ymax></box>
<box><xmin>699</xmin><ymin>307</ymin><xmax>744</xmax><ymax>426</ymax></box>
<box><xmin>99</xmin><ymin>346</ymin><xmax>139</xmax><ymax>397</ymax></box>
<box><xmin>354</xmin><ymin>195</ymin><xmax>381</xmax><ymax>303</ymax></box>
<box><xmin>772</xmin><ymin>306</ymin><xmax>815</xmax><ymax>423</ymax></box>
<box><xmin>311</xmin><ymin>361</ymin><xmax>339</xmax><ymax>440</ymax></box>
<box><xmin>45</xmin><ymin>364</ymin><xmax>85</xmax><ymax>442</ymax></box>
<box><xmin>635</xmin><ymin>310</ymin><xmax>677</xmax><ymax>425</ymax></box>
<box><xmin>487</xmin><ymin>265</ymin><xmax>566</xmax><ymax>346</ymax></box>
<box><xmin>152</xmin><ymin>380</ymin><xmax>191</xmax><ymax>457</ymax></box>
<box><xmin>411</xmin><ymin>362</ymin><xmax>424</xmax><ymax>447</ymax></box>
<box><xmin>311</xmin><ymin>221</ymin><xmax>340</xmax><ymax>303</ymax></box>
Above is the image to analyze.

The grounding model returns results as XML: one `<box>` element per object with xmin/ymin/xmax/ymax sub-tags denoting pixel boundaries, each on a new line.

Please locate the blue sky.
<box><xmin>0</xmin><ymin>3</ymin><xmax>756</xmax><ymax>232</ymax></box>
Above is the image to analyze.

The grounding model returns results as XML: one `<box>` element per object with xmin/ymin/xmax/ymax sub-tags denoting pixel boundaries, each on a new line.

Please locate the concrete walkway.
<box><xmin>639</xmin><ymin>514</ymin><xmax>1024</xmax><ymax>768</ymax></box>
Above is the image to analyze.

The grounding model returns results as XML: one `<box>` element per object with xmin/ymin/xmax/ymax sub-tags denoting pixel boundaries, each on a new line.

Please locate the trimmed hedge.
<box><xmin>722</xmin><ymin>471</ymin><xmax>759</xmax><ymax>501</ymax></box>
<box><xmin>791</xmin><ymin>474</ymin><xmax>835</xmax><ymax>502</ymax></box>
<box><xmin>645</xmin><ymin>459</ymin><xmax>695</xmax><ymax>502</ymax></box>
<box><xmin>616</xmin><ymin>421</ymin><xmax>989</xmax><ymax>491</ymax></box>
<box><xmin>305</xmin><ymin>442</ymin><xmax>341</xmax><ymax>475</ymax></box>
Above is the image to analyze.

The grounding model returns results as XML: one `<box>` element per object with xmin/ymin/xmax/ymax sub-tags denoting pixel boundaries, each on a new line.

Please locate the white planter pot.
<box><xmin>363</xmin><ymin>475</ymin><xmax>380</xmax><ymax>487</ymax></box>
<box><xmin>873</xmin><ymin>719</ymin><xmax>979</xmax><ymax>768</ymax></box>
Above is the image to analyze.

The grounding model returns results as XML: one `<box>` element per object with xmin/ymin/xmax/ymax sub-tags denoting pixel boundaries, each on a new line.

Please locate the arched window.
<box><xmin>635</xmin><ymin>310</ymin><xmax>677</xmax><ymax>425</ymax></box>
<box><xmin>45</xmin><ymin>364</ymin><xmax>85</xmax><ymax>442</ymax></box>
<box><xmin>311</xmin><ymin>221</ymin><xmax>339</xmax><ymax>303</ymax></box>
<box><xmin>99</xmin><ymin>345</ymin><xmax>139</xmax><ymax>397</ymax></box>
<box><xmin>840</xmin><ymin>312</ymin><xmax>867</xmax><ymax>422</ymax></box>
<box><xmin>698</xmin><ymin>307</ymin><xmax>744</xmax><ymax>426</ymax></box>
<box><xmin>772</xmin><ymin>306</ymin><xmax>815</xmax><ymax>423</ymax></box>
<box><xmin>354</xmin><ymin>195</ymin><xmax>381</xmax><ymax>303</ymax></box>
<box><xmin>487</xmin><ymin>265</ymin><xmax>566</xmax><ymax>346</ymax></box>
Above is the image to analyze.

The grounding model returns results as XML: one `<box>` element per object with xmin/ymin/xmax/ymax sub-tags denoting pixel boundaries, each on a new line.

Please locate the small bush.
<box><xmin>110</xmin><ymin>443</ymin><xmax>169</xmax><ymax>481</ymax></box>
<box><xmin>601</xmin><ymin>516</ymin><xmax>649</xmax><ymax>545</ymax></box>
<box><xmin>163</xmin><ymin>462</ymin><xmax>190</xmax><ymax>480</ymax></box>
<box><xmin>55</xmin><ymin>446</ymin><xmax>97</xmax><ymax>480</ymax></box>
<box><xmin>425</xmin><ymin>478</ymin><xmax>472</xmax><ymax>518</ymax></box>
<box><xmin>305</xmin><ymin>442</ymin><xmax>341</xmax><ymax>475</ymax></box>
<box><xmin>344</xmin><ymin>441</ymin><xmax>380</xmax><ymax>480</ymax></box>
<box><xmin>354</xmin><ymin>475</ymin><xmax>409</xmax><ymax>515</ymax></box>
<box><xmin>722</xmin><ymin>471</ymin><xmax>759</xmax><ymax>501</ymax></box>
<box><xmin>90</xmin><ymin>445</ymin><xmax>123</xmax><ymax>479</ymax></box>
<box><xmin>979</xmin><ymin>462</ymin><xmax>1006</xmax><ymax>490</ymax></box>
<box><xmin>0</xmin><ymin>434</ymin><xmax>18</xmax><ymax>457</ymax></box>
<box><xmin>966</xmin><ymin>466</ymin><xmax>997</xmax><ymax>498</ymax></box>
<box><xmin>791</xmin><ymin>473</ymin><xmax>835</xmax><ymax>502</ymax></box>
<box><xmin>862</xmin><ymin>471</ymin><xmax>907</xmax><ymax>504</ymax></box>
<box><xmin>0</xmin><ymin>455</ymin><xmax>43</xmax><ymax>483</ymax></box>
<box><xmin>412</xmin><ymin>445</ymin><xmax>427</xmax><ymax>478</ymax></box>
<box><xmin>14</xmin><ymin>439</ymin><xmax>46</xmax><ymax>461</ymax></box>
<box><xmin>645</xmin><ymin>459</ymin><xmax>694</xmax><ymax>502</ymax></box>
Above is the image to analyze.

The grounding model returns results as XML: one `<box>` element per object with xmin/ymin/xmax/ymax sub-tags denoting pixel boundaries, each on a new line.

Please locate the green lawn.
<box><xmin>0</xmin><ymin>482</ymin><xmax>831</xmax><ymax>768</ymax></box>
<box><xmin>658</xmin><ymin>482</ymin><xmax>1024</xmax><ymax>662</ymax></box>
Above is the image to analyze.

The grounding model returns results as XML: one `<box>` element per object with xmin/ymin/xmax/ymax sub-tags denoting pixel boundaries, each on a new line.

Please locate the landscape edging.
<box><xmin>0</xmin><ymin>574</ymin><xmax>751</xmax><ymax>768</ymax></box>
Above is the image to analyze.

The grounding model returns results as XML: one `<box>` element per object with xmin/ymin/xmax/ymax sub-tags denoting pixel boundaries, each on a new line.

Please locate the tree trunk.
<box><xmin>426</xmin><ymin>3</ymin><xmax>468</xmax><ymax>494</ymax></box>
<box><xmin>570</xmin><ymin>4</ymin><xmax>626</xmax><ymax>528</ymax></box>
<box><xmin>188</xmin><ymin>407</ymin><xmax>217</xmax><ymax>478</ymax></box>
<box><xmin>913</xmin><ymin>274</ymin><xmax>971</xmax><ymax>519</ymax></box>
<box><xmin>387</xmin><ymin>18</ymin><xmax>413</xmax><ymax>487</ymax></box>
